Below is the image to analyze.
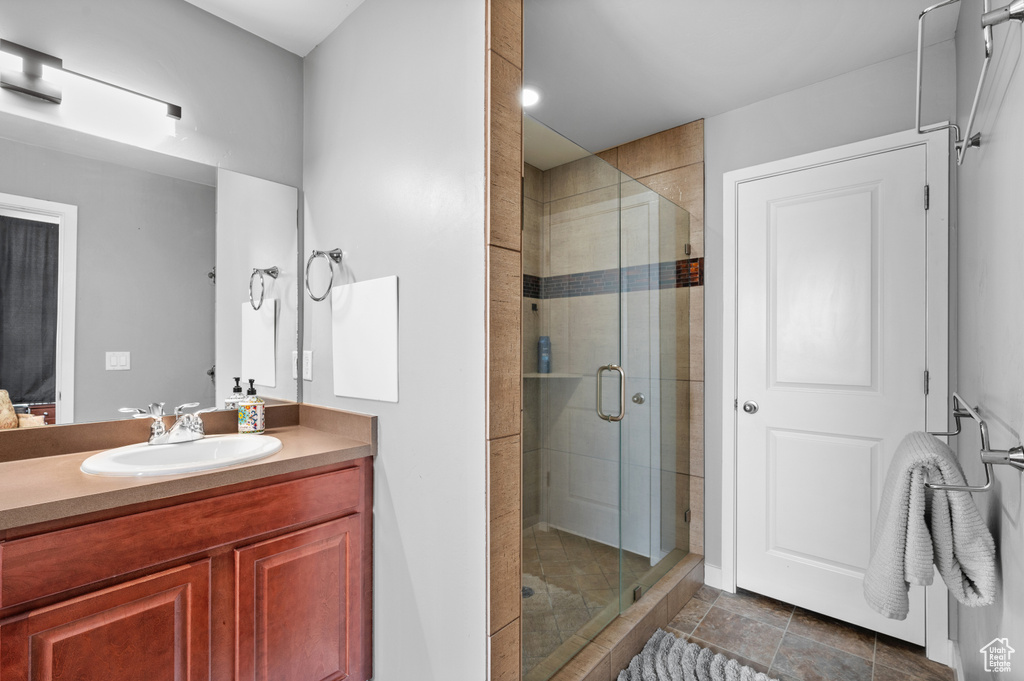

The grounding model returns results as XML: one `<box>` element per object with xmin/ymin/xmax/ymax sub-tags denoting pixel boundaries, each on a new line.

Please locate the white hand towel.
<box><xmin>864</xmin><ymin>432</ymin><xmax>996</xmax><ymax>619</ymax></box>
<box><xmin>241</xmin><ymin>299</ymin><xmax>277</xmax><ymax>387</ymax></box>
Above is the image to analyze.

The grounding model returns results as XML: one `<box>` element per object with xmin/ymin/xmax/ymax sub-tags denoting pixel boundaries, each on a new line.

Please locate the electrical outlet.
<box><xmin>105</xmin><ymin>351</ymin><xmax>130</xmax><ymax>371</ymax></box>
<box><xmin>292</xmin><ymin>351</ymin><xmax>298</xmax><ymax>380</ymax></box>
<box><xmin>302</xmin><ymin>350</ymin><xmax>313</xmax><ymax>381</ymax></box>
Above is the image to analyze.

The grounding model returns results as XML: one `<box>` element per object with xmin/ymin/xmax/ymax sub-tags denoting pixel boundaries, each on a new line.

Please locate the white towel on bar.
<box><xmin>864</xmin><ymin>432</ymin><xmax>996</xmax><ymax>620</ymax></box>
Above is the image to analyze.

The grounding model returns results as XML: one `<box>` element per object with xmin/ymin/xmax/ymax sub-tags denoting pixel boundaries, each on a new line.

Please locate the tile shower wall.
<box><xmin>522</xmin><ymin>119</ymin><xmax>705</xmax><ymax>556</ymax></box>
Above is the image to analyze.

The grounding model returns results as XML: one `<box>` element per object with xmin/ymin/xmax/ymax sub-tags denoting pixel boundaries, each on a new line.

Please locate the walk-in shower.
<box><xmin>521</xmin><ymin>116</ymin><xmax>695</xmax><ymax>680</ymax></box>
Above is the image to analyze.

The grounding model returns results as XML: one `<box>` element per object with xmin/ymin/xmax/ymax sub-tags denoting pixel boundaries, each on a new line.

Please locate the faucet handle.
<box><xmin>174</xmin><ymin>402</ymin><xmax>201</xmax><ymax>416</ymax></box>
<box><xmin>120</xmin><ymin>403</ymin><xmax>166</xmax><ymax>419</ymax></box>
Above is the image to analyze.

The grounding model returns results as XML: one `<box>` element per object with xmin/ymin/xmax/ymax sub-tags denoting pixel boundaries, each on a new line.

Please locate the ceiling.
<box><xmin>523</xmin><ymin>0</ymin><xmax>959</xmax><ymax>152</ymax></box>
<box><xmin>181</xmin><ymin>0</ymin><xmax>959</xmax><ymax>152</ymax></box>
<box><xmin>183</xmin><ymin>0</ymin><xmax>366</xmax><ymax>56</ymax></box>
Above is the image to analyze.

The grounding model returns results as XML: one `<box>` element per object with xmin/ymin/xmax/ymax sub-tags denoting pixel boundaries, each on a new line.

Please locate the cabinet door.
<box><xmin>0</xmin><ymin>560</ymin><xmax>210</xmax><ymax>681</ymax></box>
<box><xmin>235</xmin><ymin>515</ymin><xmax>366</xmax><ymax>681</ymax></box>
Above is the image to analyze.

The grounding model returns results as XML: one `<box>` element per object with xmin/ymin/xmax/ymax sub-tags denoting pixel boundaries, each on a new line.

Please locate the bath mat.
<box><xmin>617</xmin><ymin>629</ymin><xmax>778</xmax><ymax>681</ymax></box>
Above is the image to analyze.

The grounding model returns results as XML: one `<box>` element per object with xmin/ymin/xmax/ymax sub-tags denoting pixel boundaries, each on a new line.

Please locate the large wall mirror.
<box><xmin>0</xmin><ymin>121</ymin><xmax>299</xmax><ymax>427</ymax></box>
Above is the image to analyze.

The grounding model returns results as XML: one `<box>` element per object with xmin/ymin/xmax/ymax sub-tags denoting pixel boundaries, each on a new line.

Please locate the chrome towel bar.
<box><xmin>926</xmin><ymin>392</ymin><xmax>1024</xmax><ymax>492</ymax></box>
<box><xmin>917</xmin><ymin>0</ymin><xmax>1024</xmax><ymax>166</ymax></box>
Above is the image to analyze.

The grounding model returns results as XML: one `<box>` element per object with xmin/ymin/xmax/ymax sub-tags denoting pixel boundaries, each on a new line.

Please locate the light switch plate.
<box><xmin>302</xmin><ymin>350</ymin><xmax>313</xmax><ymax>381</ymax></box>
<box><xmin>292</xmin><ymin>351</ymin><xmax>298</xmax><ymax>380</ymax></box>
<box><xmin>105</xmin><ymin>351</ymin><xmax>130</xmax><ymax>371</ymax></box>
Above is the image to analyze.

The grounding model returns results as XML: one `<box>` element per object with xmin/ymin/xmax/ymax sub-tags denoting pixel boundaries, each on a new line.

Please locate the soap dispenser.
<box><xmin>224</xmin><ymin>377</ymin><xmax>244</xmax><ymax>410</ymax></box>
<box><xmin>238</xmin><ymin>379</ymin><xmax>265</xmax><ymax>434</ymax></box>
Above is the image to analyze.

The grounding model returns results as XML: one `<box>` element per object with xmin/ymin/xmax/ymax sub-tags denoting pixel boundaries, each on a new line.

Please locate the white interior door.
<box><xmin>735</xmin><ymin>144</ymin><xmax>928</xmax><ymax>643</ymax></box>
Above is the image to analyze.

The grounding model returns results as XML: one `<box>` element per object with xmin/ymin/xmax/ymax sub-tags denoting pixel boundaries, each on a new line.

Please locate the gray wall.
<box><xmin>0</xmin><ymin>0</ymin><xmax>303</xmax><ymax>187</ymax></box>
<box><xmin>953</xmin><ymin>1</ymin><xmax>1024</xmax><ymax>676</ymax></box>
<box><xmin>302</xmin><ymin>1</ymin><xmax>488</xmax><ymax>679</ymax></box>
<box><xmin>703</xmin><ymin>41</ymin><xmax>958</xmax><ymax>570</ymax></box>
<box><xmin>0</xmin><ymin>136</ymin><xmax>215</xmax><ymax>422</ymax></box>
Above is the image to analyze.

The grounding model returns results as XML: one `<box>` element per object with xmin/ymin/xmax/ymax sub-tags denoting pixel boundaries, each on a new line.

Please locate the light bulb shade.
<box><xmin>0</xmin><ymin>40</ymin><xmax>63</xmax><ymax>104</ymax></box>
<box><xmin>0</xmin><ymin>38</ymin><xmax>181</xmax><ymax>120</ymax></box>
<box><xmin>0</xmin><ymin>69</ymin><xmax>62</xmax><ymax>104</ymax></box>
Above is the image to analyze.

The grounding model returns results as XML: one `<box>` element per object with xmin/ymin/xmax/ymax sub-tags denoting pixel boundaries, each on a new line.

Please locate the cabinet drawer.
<box><xmin>27</xmin><ymin>404</ymin><xmax>55</xmax><ymax>425</ymax></box>
<box><xmin>235</xmin><ymin>516</ymin><xmax>367</xmax><ymax>681</ymax></box>
<box><xmin>0</xmin><ymin>559</ymin><xmax>211</xmax><ymax>681</ymax></box>
<box><xmin>1</xmin><ymin>466</ymin><xmax>363</xmax><ymax>610</ymax></box>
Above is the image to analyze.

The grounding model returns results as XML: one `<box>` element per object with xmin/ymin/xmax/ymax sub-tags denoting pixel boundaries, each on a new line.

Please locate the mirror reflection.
<box><xmin>0</xmin><ymin>133</ymin><xmax>298</xmax><ymax>427</ymax></box>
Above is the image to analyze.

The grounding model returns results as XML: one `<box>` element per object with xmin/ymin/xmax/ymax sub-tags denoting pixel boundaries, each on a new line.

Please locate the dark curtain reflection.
<box><xmin>0</xmin><ymin>215</ymin><xmax>58</xmax><ymax>403</ymax></box>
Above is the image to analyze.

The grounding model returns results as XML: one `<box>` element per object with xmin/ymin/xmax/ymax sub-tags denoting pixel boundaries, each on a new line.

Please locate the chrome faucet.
<box><xmin>119</xmin><ymin>402</ymin><xmax>217</xmax><ymax>444</ymax></box>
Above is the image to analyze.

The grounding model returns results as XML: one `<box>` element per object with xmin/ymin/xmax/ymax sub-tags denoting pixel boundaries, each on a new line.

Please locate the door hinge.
<box><xmin>684</xmin><ymin>509</ymin><xmax>691</xmax><ymax>524</ymax></box>
<box><xmin>546</xmin><ymin>471</ymin><xmax>551</xmax><ymax>487</ymax></box>
<box><xmin>734</xmin><ymin>398</ymin><xmax>738</xmax><ymax>411</ymax></box>
<box><xmin>924</xmin><ymin>185</ymin><xmax>930</xmax><ymax>211</ymax></box>
<box><xmin>924</xmin><ymin>370</ymin><xmax>930</xmax><ymax>395</ymax></box>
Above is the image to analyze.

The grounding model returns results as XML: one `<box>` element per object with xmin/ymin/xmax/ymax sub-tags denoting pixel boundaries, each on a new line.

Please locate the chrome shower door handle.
<box><xmin>596</xmin><ymin>364</ymin><xmax>626</xmax><ymax>422</ymax></box>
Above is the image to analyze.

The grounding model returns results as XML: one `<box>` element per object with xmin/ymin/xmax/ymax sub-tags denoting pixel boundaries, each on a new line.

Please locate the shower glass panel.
<box><xmin>522</xmin><ymin>116</ymin><xmax>692</xmax><ymax>680</ymax></box>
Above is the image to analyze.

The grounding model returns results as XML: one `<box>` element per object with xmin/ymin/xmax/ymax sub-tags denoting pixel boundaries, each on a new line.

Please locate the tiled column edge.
<box><xmin>486</xmin><ymin>1</ymin><xmax>524</xmax><ymax>679</ymax></box>
<box><xmin>490</xmin><ymin>435</ymin><xmax>522</xmax><ymax>634</ymax></box>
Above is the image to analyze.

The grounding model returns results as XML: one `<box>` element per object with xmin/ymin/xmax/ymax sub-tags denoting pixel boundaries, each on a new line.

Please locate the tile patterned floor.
<box><xmin>522</xmin><ymin>524</ymin><xmax>653</xmax><ymax>677</ymax></box>
<box><xmin>663</xmin><ymin>586</ymin><xmax>956</xmax><ymax>681</ymax></box>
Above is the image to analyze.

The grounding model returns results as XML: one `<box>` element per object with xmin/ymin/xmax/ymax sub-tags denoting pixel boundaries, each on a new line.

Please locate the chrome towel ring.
<box><xmin>305</xmin><ymin>248</ymin><xmax>343</xmax><ymax>302</ymax></box>
<box><xmin>249</xmin><ymin>266</ymin><xmax>279</xmax><ymax>310</ymax></box>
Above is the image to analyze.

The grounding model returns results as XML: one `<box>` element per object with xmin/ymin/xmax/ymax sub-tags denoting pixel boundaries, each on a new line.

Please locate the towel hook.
<box><xmin>926</xmin><ymin>392</ymin><xmax>1024</xmax><ymax>491</ymax></box>
<box><xmin>305</xmin><ymin>248</ymin><xmax>343</xmax><ymax>302</ymax></box>
<box><xmin>249</xmin><ymin>266</ymin><xmax>279</xmax><ymax>310</ymax></box>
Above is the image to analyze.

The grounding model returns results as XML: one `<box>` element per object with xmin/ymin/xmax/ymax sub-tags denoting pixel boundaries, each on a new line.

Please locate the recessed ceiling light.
<box><xmin>521</xmin><ymin>87</ymin><xmax>540</xmax><ymax>107</ymax></box>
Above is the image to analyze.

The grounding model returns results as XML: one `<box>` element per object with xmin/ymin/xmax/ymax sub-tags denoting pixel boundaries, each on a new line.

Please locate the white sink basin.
<box><xmin>81</xmin><ymin>434</ymin><xmax>283</xmax><ymax>477</ymax></box>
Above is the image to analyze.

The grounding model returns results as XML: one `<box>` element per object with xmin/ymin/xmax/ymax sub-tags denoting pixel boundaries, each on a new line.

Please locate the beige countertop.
<box><xmin>0</xmin><ymin>424</ymin><xmax>373</xmax><ymax>532</ymax></box>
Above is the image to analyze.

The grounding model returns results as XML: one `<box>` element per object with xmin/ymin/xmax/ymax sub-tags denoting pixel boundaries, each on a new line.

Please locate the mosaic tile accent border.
<box><xmin>524</xmin><ymin>257</ymin><xmax>703</xmax><ymax>299</ymax></box>
<box><xmin>523</xmin><ymin>274</ymin><xmax>542</xmax><ymax>299</ymax></box>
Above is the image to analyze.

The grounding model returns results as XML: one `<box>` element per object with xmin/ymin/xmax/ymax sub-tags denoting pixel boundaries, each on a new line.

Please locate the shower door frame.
<box><xmin>719</xmin><ymin>127</ymin><xmax>951</xmax><ymax>664</ymax></box>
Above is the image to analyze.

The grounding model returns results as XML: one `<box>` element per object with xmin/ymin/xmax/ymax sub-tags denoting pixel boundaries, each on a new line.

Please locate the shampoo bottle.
<box><xmin>224</xmin><ymin>377</ymin><xmax>244</xmax><ymax>410</ymax></box>
<box><xmin>238</xmin><ymin>379</ymin><xmax>265</xmax><ymax>434</ymax></box>
<box><xmin>538</xmin><ymin>336</ymin><xmax>551</xmax><ymax>374</ymax></box>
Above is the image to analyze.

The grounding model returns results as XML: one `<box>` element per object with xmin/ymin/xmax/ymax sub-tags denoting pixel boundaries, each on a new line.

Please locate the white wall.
<box><xmin>953</xmin><ymin>2</ymin><xmax>1024</xmax><ymax>677</ymax></box>
<box><xmin>302</xmin><ymin>1</ymin><xmax>487</xmax><ymax>679</ymax></box>
<box><xmin>704</xmin><ymin>41</ymin><xmax>957</xmax><ymax>570</ymax></box>
<box><xmin>0</xmin><ymin>0</ymin><xmax>303</xmax><ymax>187</ymax></box>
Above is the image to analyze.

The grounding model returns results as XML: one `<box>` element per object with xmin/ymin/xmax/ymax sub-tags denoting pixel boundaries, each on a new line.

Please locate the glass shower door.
<box><xmin>521</xmin><ymin>115</ymin><xmax>691</xmax><ymax>681</ymax></box>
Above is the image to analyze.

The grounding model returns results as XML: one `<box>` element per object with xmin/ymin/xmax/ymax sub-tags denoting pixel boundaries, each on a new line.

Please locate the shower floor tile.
<box><xmin>521</xmin><ymin>524</ymin><xmax>646</xmax><ymax>678</ymax></box>
<box><xmin>664</xmin><ymin>588</ymin><xmax>955</xmax><ymax>681</ymax></box>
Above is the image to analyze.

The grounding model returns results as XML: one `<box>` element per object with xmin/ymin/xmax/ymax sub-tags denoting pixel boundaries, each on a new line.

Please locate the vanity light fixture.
<box><xmin>521</xmin><ymin>87</ymin><xmax>540</xmax><ymax>107</ymax></box>
<box><xmin>0</xmin><ymin>39</ymin><xmax>182</xmax><ymax>119</ymax></box>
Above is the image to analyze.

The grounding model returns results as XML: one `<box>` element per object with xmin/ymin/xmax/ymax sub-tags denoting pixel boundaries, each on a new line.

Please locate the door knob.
<box><xmin>632</xmin><ymin>393</ymin><xmax>646</xmax><ymax>404</ymax></box>
<box><xmin>742</xmin><ymin>400</ymin><xmax>759</xmax><ymax>414</ymax></box>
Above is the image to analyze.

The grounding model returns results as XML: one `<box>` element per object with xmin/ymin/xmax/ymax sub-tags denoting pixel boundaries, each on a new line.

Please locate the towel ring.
<box><xmin>249</xmin><ymin>266</ymin><xmax>279</xmax><ymax>310</ymax></box>
<box><xmin>305</xmin><ymin>248</ymin><xmax>343</xmax><ymax>302</ymax></box>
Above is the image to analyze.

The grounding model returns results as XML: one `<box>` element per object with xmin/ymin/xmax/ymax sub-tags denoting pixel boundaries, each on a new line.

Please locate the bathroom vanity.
<box><xmin>0</xmin><ymin>405</ymin><xmax>373</xmax><ymax>681</ymax></box>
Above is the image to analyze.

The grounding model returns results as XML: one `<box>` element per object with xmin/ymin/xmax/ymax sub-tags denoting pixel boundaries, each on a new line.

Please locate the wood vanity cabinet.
<box><xmin>0</xmin><ymin>458</ymin><xmax>372</xmax><ymax>681</ymax></box>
